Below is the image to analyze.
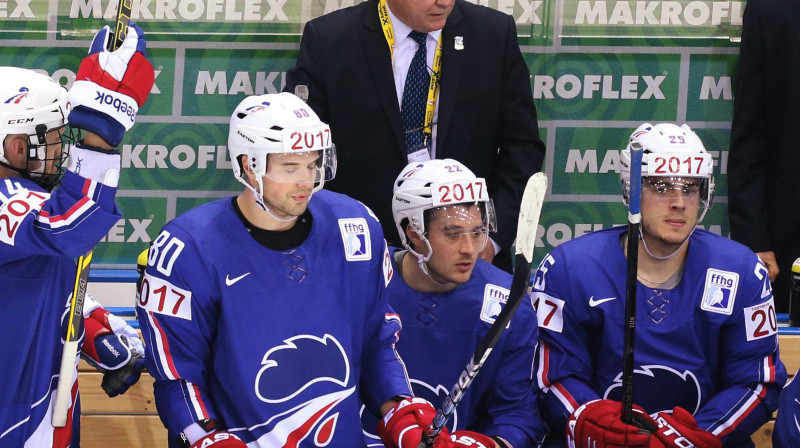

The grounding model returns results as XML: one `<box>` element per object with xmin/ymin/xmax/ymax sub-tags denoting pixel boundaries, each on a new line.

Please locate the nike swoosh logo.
<box><xmin>589</xmin><ymin>296</ymin><xmax>618</xmax><ymax>307</ymax></box>
<box><xmin>225</xmin><ymin>272</ymin><xmax>251</xmax><ymax>286</ymax></box>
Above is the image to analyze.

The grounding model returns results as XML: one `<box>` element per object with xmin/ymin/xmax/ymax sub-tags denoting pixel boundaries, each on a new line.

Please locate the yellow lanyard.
<box><xmin>378</xmin><ymin>0</ymin><xmax>442</xmax><ymax>141</ymax></box>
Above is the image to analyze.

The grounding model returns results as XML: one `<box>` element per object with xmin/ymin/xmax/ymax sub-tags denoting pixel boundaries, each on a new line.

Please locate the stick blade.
<box><xmin>514</xmin><ymin>172</ymin><xmax>547</xmax><ymax>263</ymax></box>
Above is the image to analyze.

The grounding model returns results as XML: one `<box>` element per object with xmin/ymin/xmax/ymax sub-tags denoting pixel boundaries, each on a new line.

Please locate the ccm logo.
<box><xmin>6</xmin><ymin>118</ymin><xmax>34</xmax><ymax>124</ymax></box>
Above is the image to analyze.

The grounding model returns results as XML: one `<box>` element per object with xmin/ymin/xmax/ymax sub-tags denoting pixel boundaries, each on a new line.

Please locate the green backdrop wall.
<box><xmin>0</xmin><ymin>0</ymin><xmax>743</xmax><ymax>268</ymax></box>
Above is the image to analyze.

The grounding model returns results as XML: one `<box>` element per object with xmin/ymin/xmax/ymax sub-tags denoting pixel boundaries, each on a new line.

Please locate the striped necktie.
<box><xmin>401</xmin><ymin>31</ymin><xmax>431</xmax><ymax>154</ymax></box>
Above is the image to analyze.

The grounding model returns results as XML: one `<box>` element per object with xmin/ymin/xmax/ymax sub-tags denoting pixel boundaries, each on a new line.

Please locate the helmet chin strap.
<box><xmin>250</xmin><ymin>177</ymin><xmax>298</xmax><ymax>223</ymax></box>
<box><xmin>415</xmin><ymin>256</ymin><xmax>453</xmax><ymax>287</ymax></box>
<box><xmin>405</xmin><ymin>236</ymin><xmax>453</xmax><ymax>287</ymax></box>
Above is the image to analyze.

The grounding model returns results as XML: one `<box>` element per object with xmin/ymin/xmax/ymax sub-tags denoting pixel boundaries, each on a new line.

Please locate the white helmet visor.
<box><xmin>642</xmin><ymin>176</ymin><xmax>713</xmax><ymax>208</ymax></box>
<box><xmin>263</xmin><ymin>145</ymin><xmax>336</xmax><ymax>188</ymax></box>
<box><xmin>422</xmin><ymin>201</ymin><xmax>497</xmax><ymax>252</ymax></box>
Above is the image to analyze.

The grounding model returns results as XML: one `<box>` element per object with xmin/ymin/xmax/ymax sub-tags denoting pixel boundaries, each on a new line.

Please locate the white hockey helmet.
<box><xmin>228</xmin><ymin>92</ymin><xmax>336</xmax><ymax>206</ymax></box>
<box><xmin>392</xmin><ymin>159</ymin><xmax>497</xmax><ymax>262</ymax></box>
<box><xmin>0</xmin><ymin>67</ymin><xmax>75</xmax><ymax>189</ymax></box>
<box><xmin>620</xmin><ymin>123</ymin><xmax>715</xmax><ymax>211</ymax></box>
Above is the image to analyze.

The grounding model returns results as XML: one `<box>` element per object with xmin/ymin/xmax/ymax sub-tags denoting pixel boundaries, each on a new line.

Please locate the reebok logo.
<box><xmin>225</xmin><ymin>272</ymin><xmax>250</xmax><ymax>286</ymax></box>
<box><xmin>102</xmin><ymin>338</ymin><xmax>120</xmax><ymax>358</ymax></box>
<box><xmin>589</xmin><ymin>296</ymin><xmax>618</xmax><ymax>307</ymax></box>
<box><xmin>94</xmin><ymin>91</ymin><xmax>136</xmax><ymax>123</ymax></box>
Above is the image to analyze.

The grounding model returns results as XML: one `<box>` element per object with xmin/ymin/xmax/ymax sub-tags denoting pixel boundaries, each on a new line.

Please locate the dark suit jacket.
<box><xmin>285</xmin><ymin>0</ymin><xmax>545</xmax><ymax>271</ymax></box>
<box><xmin>730</xmin><ymin>0</ymin><xmax>800</xmax><ymax>313</ymax></box>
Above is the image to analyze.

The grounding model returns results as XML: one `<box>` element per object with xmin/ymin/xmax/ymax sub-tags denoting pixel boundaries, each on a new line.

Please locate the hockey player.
<box><xmin>773</xmin><ymin>369</ymin><xmax>800</xmax><ymax>448</ymax></box>
<box><xmin>532</xmin><ymin>123</ymin><xmax>786</xmax><ymax>448</ymax></box>
<box><xmin>136</xmin><ymin>92</ymin><xmax>489</xmax><ymax>448</ymax></box>
<box><xmin>0</xmin><ymin>23</ymin><xmax>154</xmax><ymax>448</ymax></box>
<box><xmin>359</xmin><ymin>159</ymin><xmax>545</xmax><ymax>448</ymax></box>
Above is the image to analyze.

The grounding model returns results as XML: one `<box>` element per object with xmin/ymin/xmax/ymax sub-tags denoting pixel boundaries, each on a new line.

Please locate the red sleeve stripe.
<box><xmin>536</xmin><ymin>341</ymin><xmax>580</xmax><ymax>413</ymax></box>
<box><xmin>552</xmin><ymin>382</ymin><xmax>580</xmax><ymax>414</ymax></box>
<box><xmin>81</xmin><ymin>178</ymin><xmax>96</xmax><ymax>198</ymax></box>
<box><xmin>147</xmin><ymin>312</ymin><xmax>181</xmax><ymax>380</ymax></box>
<box><xmin>187</xmin><ymin>382</ymin><xmax>210</xmax><ymax>420</ymax></box>
<box><xmin>711</xmin><ymin>384</ymin><xmax>766</xmax><ymax>437</ymax></box>
<box><xmin>384</xmin><ymin>313</ymin><xmax>401</xmax><ymax>324</ymax></box>
<box><xmin>536</xmin><ymin>341</ymin><xmax>552</xmax><ymax>389</ymax></box>
<box><xmin>763</xmin><ymin>354</ymin><xmax>777</xmax><ymax>382</ymax></box>
<box><xmin>36</xmin><ymin>197</ymin><xmax>93</xmax><ymax>229</ymax></box>
<box><xmin>384</xmin><ymin>313</ymin><xmax>402</xmax><ymax>343</ymax></box>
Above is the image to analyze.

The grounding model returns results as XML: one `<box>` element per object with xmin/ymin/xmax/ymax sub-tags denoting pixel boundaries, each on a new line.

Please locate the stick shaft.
<box><xmin>621</xmin><ymin>148</ymin><xmax>643</xmax><ymax>423</ymax></box>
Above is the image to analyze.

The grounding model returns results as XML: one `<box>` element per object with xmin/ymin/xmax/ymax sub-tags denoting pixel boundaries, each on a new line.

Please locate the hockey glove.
<box><xmin>81</xmin><ymin>307</ymin><xmax>146</xmax><ymax>397</ymax></box>
<box><xmin>433</xmin><ymin>431</ymin><xmax>497</xmax><ymax>448</ymax></box>
<box><xmin>566</xmin><ymin>399</ymin><xmax>656</xmax><ymax>448</ymax></box>
<box><xmin>377</xmin><ymin>397</ymin><xmax>441</xmax><ymax>448</ymax></box>
<box><xmin>188</xmin><ymin>432</ymin><xmax>247</xmax><ymax>448</ymax></box>
<box><xmin>66</xmin><ymin>22</ymin><xmax>155</xmax><ymax>147</ymax></box>
<box><xmin>651</xmin><ymin>407</ymin><xmax>721</xmax><ymax>448</ymax></box>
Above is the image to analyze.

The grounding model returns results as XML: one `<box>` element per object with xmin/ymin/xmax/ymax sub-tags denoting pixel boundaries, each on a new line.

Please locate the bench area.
<box><xmin>81</xmin><ymin>269</ymin><xmax>800</xmax><ymax>447</ymax></box>
<box><xmin>78</xmin><ymin>332</ymin><xmax>800</xmax><ymax>447</ymax></box>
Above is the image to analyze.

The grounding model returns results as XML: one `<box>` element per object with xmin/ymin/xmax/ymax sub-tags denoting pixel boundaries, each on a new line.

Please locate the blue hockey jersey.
<box><xmin>533</xmin><ymin>227</ymin><xmax>786</xmax><ymax>447</ymax></box>
<box><xmin>137</xmin><ymin>190</ymin><xmax>412</xmax><ymax>448</ymax></box>
<box><xmin>361</xmin><ymin>250</ymin><xmax>546</xmax><ymax>448</ymax></box>
<box><xmin>0</xmin><ymin>159</ymin><xmax>121</xmax><ymax>447</ymax></box>
<box><xmin>773</xmin><ymin>369</ymin><xmax>800</xmax><ymax>448</ymax></box>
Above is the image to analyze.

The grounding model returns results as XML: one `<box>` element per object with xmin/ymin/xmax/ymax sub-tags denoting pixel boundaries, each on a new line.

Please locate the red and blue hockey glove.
<box><xmin>81</xmin><ymin>306</ymin><xmax>145</xmax><ymax>397</ymax></box>
<box><xmin>651</xmin><ymin>407</ymin><xmax>721</xmax><ymax>448</ymax></box>
<box><xmin>66</xmin><ymin>22</ymin><xmax>154</xmax><ymax>147</ymax></box>
<box><xmin>566</xmin><ymin>399</ymin><xmax>656</xmax><ymax>448</ymax></box>
<box><xmin>377</xmin><ymin>397</ymin><xmax>440</xmax><ymax>448</ymax></box>
<box><xmin>177</xmin><ymin>419</ymin><xmax>248</xmax><ymax>448</ymax></box>
<box><xmin>433</xmin><ymin>431</ymin><xmax>497</xmax><ymax>448</ymax></box>
<box><xmin>188</xmin><ymin>432</ymin><xmax>247</xmax><ymax>448</ymax></box>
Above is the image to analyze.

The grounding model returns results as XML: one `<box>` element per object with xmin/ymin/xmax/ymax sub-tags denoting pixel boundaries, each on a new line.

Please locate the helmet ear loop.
<box><xmin>402</xmin><ymin>220</ymin><xmax>433</xmax><ymax>264</ymax></box>
<box><xmin>310</xmin><ymin>152</ymin><xmax>327</xmax><ymax>194</ymax></box>
<box><xmin>410</xmin><ymin>227</ymin><xmax>452</xmax><ymax>287</ymax></box>
<box><xmin>248</xmin><ymin>156</ymin><xmax>299</xmax><ymax>223</ymax></box>
<box><xmin>236</xmin><ymin>155</ymin><xmax>262</xmax><ymax>209</ymax></box>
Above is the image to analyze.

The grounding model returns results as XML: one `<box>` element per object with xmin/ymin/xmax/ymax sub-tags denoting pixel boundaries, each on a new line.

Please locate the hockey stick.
<box><xmin>52</xmin><ymin>0</ymin><xmax>132</xmax><ymax>428</ymax></box>
<box><xmin>422</xmin><ymin>172</ymin><xmax>547</xmax><ymax>447</ymax></box>
<box><xmin>621</xmin><ymin>145</ymin><xmax>643</xmax><ymax>424</ymax></box>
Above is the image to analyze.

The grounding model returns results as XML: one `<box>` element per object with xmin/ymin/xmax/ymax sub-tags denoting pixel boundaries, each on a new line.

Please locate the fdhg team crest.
<box><xmin>480</xmin><ymin>284</ymin><xmax>510</xmax><ymax>326</ymax></box>
<box><xmin>701</xmin><ymin>269</ymin><xmax>739</xmax><ymax>315</ymax></box>
<box><xmin>338</xmin><ymin>218</ymin><xmax>371</xmax><ymax>261</ymax></box>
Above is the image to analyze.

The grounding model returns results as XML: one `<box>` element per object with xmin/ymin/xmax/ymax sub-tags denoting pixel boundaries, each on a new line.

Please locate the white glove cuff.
<box><xmin>67</xmin><ymin>80</ymin><xmax>138</xmax><ymax>131</ymax></box>
<box><xmin>68</xmin><ymin>145</ymin><xmax>121</xmax><ymax>187</ymax></box>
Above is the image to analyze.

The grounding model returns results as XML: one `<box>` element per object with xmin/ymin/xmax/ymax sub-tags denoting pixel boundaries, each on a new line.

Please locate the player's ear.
<box><xmin>406</xmin><ymin>226</ymin><xmax>425</xmax><ymax>252</ymax></box>
<box><xmin>3</xmin><ymin>135</ymin><xmax>28</xmax><ymax>169</ymax></box>
<box><xmin>240</xmin><ymin>155</ymin><xmax>256</xmax><ymax>180</ymax></box>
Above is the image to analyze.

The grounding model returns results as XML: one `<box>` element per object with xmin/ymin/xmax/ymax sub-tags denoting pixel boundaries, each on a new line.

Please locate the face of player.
<box><xmin>259</xmin><ymin>152</ymin><xmax>321</xmax><ymax>220</ymax></box>
<box><xmin>39</xmin><ymin>127</ymin><xmax>66</xmax><ymax>177</ymax></box>
<box><xmin>639</xmin><ymin>176</ymin><xmax>701</xmax><ymax>255</ymax></box>
<box><xmin>423</xmin><ymin>204</ymin><xmax>488</xmax><ymax>285</ymax></box>
<box><xmin>3</xmin><ymin>127</ymin><xmax>63</xmax><ymax>174</ymax></box>
<box><xmin>387</xmin><ymin>0</ymin><xmax>455</xmax><ymax>33</ymax></box>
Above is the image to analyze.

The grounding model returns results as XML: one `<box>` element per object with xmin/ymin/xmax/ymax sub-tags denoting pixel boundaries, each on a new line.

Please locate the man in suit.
<box><xmin>729</xmin><ymin>0</ymin><xmax>800</xmax><ymax>323</ymax></box>
<box><xmin>285</xmin><ymin>0</ymin><xmax>545</xmax><ymax>272</ymax></box>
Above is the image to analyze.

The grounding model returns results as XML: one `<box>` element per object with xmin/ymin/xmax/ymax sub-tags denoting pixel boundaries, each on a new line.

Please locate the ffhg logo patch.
<box><xmin>701</xmin><ymin>269</ymin><xmax>739</xmax><ymax>315</ymax></box>
<box><xmin>338</xmin><ymin>218</ymin><xmax>371</xmax><ymax>261</ymax></box>
<box><xmin>481</xmin><ymin>284</ymin><xmax>510</xmax><ymax>326</ymax></box>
